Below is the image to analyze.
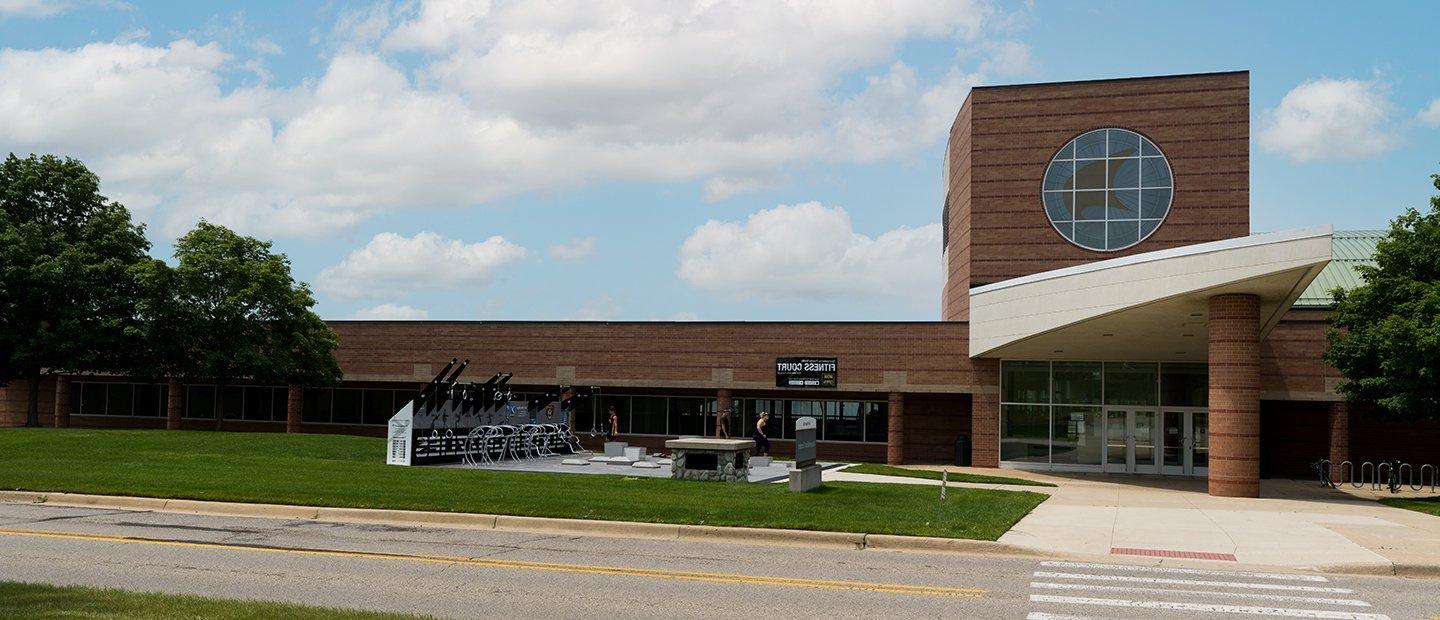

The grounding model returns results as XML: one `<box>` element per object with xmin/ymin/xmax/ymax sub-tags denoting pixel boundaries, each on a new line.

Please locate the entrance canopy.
<box><xmin>969</xmin><ymin>226</ymin><xmax>1333</xmax><ymax>361</ymax></box>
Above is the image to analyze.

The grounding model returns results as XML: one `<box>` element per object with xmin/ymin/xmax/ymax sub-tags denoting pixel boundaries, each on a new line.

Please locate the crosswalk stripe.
<box><xmin>1025</xmin><ymin>613</ymin><xmax>1104</xmax><ymax>620</ymax></box>
<box><xmin>1040</xmin><ymin>561</ymin><xmax>1330</xmax><ymax>582</ymax></box>
<box><xmin>1033</xmin><ymin>571</ymin><xmax>1354</xmax><ymax>593</ymax></box>
<box><xmin>1030</xmin><ymin>582</ymin><xmax>1371</xmax><ymax>607</ymax></box>
<box><xmin>1029</xmin><ymin>594</ymin><xmax>1390</xmax><ymax>619</ymax></box>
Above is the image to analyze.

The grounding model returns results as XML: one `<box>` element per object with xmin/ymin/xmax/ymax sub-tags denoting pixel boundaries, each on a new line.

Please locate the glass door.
<box><xmin>1103</xmin><ymin>408</ymin><xmax>1159</xmax><ymax>474</ymax></box>
<box><xmin>1160</xmin><ymin>409</ymin><xmax>1209</xmax><ymax>476</ymax></box>
<box><xmin>1105</xmin><ymin>409</ymin><xmax>1128</xmax><ymax>472</ymax></box>
<box><xmin>1131</xmin><ymin>410</ymin><xmax>1157</xmax><ymax>473</ymax></box>
<box><xmin>1190</xmin><ymin>411</ymin><xmax>1209</xmax><ymax>475</ymax></box>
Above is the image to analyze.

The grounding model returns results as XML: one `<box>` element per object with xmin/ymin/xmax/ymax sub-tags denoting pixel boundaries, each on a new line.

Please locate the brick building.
<box><xmin>3</xmin><ymin>71</ymin><xmax>1437</xmax><ymax>496</ymax></box>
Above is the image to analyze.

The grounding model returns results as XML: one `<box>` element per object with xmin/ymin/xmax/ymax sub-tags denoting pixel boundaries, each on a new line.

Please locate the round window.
<box><xmin>1042</xmin><ymin>128</ymin><xmax>1173</xmax><ymax>251</ymax></box>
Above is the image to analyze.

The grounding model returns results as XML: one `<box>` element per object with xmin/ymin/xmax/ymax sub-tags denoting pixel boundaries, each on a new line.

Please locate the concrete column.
<box><xmin>53</xmin><ymin>375</ymin><xmax>71</xmax><ymax>429</ymax></box>
<box><xmin>286</xmin><ymin>384</ymin><xmax>303</xmax><ymax>434</ymax></box>
<box><xmin>166</xmin><ymin>378</ymin><xmax>182</xmax><ymax>430</ymax></box>
<box><xmin>1208</xmin><ymin>293</ymin><xmax>1261</xmax><ymax>498</ymax></box>
<box><xmin>971</xmin><ymin>358</ymin><xmax>1001</xmax><ymax>467</ymax></box>
<box><xmin>1328</xmin><ymin>401</ymin><xmax>1350</xmax><ymax>480</ymax></box>
<box><xmin>887</xmin><ymin>392</ymin><xmax>905</xmax><ymax>465</ymax></box>
<box><xmin>716</xmin><ymin>388</ymin><xmax>733</xmax><ymax>437</ymax></box>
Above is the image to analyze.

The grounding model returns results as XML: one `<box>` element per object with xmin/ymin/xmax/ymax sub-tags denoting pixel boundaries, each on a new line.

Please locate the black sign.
<box><xmin>775</xmin><ymin>357</ymin><xmax>837</xmax><ymax>388</ymax></box>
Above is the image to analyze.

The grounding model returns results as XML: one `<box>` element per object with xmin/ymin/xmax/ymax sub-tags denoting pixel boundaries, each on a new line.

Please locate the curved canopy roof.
<box><xmin>969</xmin><ymin>227</ymin><xmax>1333</xmax><ymax>361</ymax></box>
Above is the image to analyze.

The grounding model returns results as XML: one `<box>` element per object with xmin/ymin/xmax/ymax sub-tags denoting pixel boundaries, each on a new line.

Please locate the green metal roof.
<box><xmin>1294</xmin><ymin>230</ymin><xmax>1387</xmax><ymax>308</ymax></box>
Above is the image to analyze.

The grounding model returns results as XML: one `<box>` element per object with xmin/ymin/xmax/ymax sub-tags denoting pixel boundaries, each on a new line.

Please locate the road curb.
<box><xmin>0</xmin><ymin>489</ymin><xmax>1024</xmax><ymax>557</ymax></box>
<box><xmin>862</xmin><ymin>533</ymin><xmax>1041</xmax><ymax>556</ymax></box>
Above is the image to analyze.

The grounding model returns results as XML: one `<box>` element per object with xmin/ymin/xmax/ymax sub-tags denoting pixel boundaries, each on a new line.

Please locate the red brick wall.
<box><xmin>944</xmin><ymin>72</ymin><xmax>1251</xmax><ymax>320</ymax></box>
<box><xmin>903</xmin><ymin>394</ymin><xmax>971</xmax><ymax>463</ymax></box>
<box><xmin>1260</xmin><ymin>309</ymin><xmax>1339</xmax><ymax>400</ymax></box>
<box><xmin>329</xmin><ymin>321</ymin><xmax>979</xmax><ymax>392</ymax></box>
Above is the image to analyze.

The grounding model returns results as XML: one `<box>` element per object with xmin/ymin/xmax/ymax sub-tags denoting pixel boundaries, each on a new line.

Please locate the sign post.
<box><xmin>789</xmin><ymin>416</ymin><xmax>822</xmax><ymax>492</ymax></box>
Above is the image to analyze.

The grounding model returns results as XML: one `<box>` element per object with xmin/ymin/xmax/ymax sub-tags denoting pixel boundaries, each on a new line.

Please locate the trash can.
<box><xmin>954</xmin><ymin>434</ymin><xmax>970</xmax><ymax>467</ymax></box>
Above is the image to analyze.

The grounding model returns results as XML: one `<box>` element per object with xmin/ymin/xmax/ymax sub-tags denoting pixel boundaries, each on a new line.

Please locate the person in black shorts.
<box><xmin>753</xmin><ymin>411</ymin><xmax>771</xmax><ymax>456</ymax></box>
<box><xmin>605</xmin><ymin>405</ymin><xmax>619</xmax><ymax>441</ymax></box>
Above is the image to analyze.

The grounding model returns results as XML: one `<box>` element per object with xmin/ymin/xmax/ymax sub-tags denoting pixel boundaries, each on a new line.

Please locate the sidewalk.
<box><xmin>829</xmin><ymin>465</ymin><xmax>1440</xmax><ymax>575</ymax></box>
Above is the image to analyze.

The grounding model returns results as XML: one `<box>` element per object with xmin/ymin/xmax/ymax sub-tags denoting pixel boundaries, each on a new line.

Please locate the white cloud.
<box><xmin>350</xmin><ymin>303</ymin><xmax>430</xmax><ymax>320</ymax></box>
<box><xmin>549</xmin><ymin>236</ymin><xmax>597</xmax><ymax>261</ymax></box>
<box><xmin>567</xmin><ymin>294</ymin><xmax>622</xmax><ymax>321</ymax></box>
<box><xmin>1259</xmin><ymin>77</ymin><xmax>1399</xmax><ymax>162</ymax></box>
<box><xmin>0</xmin><ymin>1</ymin><xmax>1016</xmax><ymax>239</ymax></box>
<box><xmin>978</xmin><ymin>39</ymin><xmax>1036</xmax><ymax>77</ymax></box>
<box><xmin>316</xmin><ymin>231</ymin><xmax>527</xmax><ymax>298</ymax></box>
<box><xmin>0</xmin><ymin>0</ymin><xmax>67</xmax><ymax>18</ymax></box>
<box><xmin>1418</xmin><ymin>99</ymin><xmax>1440</xmax><ymax>128</ymax></box>
<box><xmin>677</xmin><ymin>201</ymin><xmax>941</xmax><ymax>303</ymax></box>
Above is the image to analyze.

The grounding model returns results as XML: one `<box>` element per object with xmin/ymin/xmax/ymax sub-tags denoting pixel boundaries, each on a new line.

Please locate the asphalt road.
<box><xmin>0</xmin><ymin>502</ymin><xmax>1436</xmax><ymax>619</ymax></box>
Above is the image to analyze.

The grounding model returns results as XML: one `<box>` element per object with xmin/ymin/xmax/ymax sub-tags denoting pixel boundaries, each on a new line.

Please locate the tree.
<box><xmin>134</xmin><ymin>222</ymin><xmax>341</xmax><ymax>429</ymax></box>
<box><xmin>0</xmin><ymin>154</ymin><xmax>151</xmax><ymax>427</ymax></box>
<box><xmin>1325</xmin><ymin>173</ymin><xmax>1440</xmax><ymax>422</ymax></box>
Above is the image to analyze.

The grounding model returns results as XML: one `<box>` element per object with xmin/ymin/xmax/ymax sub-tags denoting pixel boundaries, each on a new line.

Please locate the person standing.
<box><xmin>753</xmin><ymin>411</ymin><xmax>770</xmax><ymax>456</ymax></box>
<box><xmin>716</xmin><ymin>407</ymin><xmax>732</xmax><ymax>439</ymax></box>
<box><xmin>606</xmin><ymin>405</ymin><xmax>620</xmax><ymax>441</ymax></box>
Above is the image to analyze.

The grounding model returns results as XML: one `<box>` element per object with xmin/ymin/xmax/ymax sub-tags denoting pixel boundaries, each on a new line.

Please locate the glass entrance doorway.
<box><xmin>1104</xmin><ymin>407</ymin><xmax>1207</xmax><ymax>476</ymax></box>
<box><xmin>1161</xmin><ymin>410</ymin><xmax>1208</xmax><ymax>476</ymax></box>
<box><xmin>1105</xmin><ymin>408</ymin><xmax>1157</xmax><ymax>474</ymax></box>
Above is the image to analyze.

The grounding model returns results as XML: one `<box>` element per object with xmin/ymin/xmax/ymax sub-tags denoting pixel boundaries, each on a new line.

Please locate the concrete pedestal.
<box><xmin>603</xmin><ymin>441</ymin><xmax>627</xmax><ymax>457</ymax></box>
<box><xmin>789</xmin><ymin>464</ymin><xmax>822</xmax><ymax>492</ymax></box>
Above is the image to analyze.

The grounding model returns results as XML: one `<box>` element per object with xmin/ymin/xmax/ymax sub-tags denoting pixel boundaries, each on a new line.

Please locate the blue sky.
<box><xmin>2</xmin><ymin>1</ymin><xmax>1437</xmax><ymax>322</ymax></box>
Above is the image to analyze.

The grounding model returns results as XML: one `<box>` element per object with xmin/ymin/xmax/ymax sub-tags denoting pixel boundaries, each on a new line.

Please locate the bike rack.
<box><xmin>1315</xmin><ymin>458</ymin><xmax>1439</xmax><ymax>494</ymax></box>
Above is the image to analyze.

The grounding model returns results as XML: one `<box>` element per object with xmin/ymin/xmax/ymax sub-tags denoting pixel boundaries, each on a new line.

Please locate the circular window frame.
<box><xmin>1041</xmin><ymin>128</ymin><xmax>1174</xmax><ymax>253</ymax></box>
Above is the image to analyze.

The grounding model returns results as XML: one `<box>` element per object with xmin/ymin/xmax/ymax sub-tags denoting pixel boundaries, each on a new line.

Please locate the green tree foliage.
<box><xmin>133</xmin><ymin>222</ymin><xmax>341</xmax><ymax>429</ymax></box>
<box><xmin>1326</xmin><ymin>173</ymin><xmax>1440</xmax><ymax>421</ymax></box>
<box><xmin>0</xmin><ymin>154</ymin><xmax>150</xmax><ymax>427</ymax></box>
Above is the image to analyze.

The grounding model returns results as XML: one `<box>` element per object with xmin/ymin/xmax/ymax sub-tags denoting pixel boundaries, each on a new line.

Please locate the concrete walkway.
<box><xmin>827</xmin><ymin>466</ymin><xmax>1440</xmax><ymax>574</ymax></box>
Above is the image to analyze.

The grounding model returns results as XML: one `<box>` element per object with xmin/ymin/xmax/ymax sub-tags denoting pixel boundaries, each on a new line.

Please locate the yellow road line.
<box><xmin>0</xmin><ymin>527</ymin><xmax>986</xmax><ymax>599</ymax></box>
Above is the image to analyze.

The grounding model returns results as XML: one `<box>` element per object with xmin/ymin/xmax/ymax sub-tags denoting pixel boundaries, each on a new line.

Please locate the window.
<box><xmin>668</xmin><ymin>397</ymin><xmax>714</xmax><ymax>437</ymax></box>
<box><xmin>1103</xmin><ymin>362</ymin><xmax>1158</xmax><ymax>406</ymax></box>
<box><xmin>1002</xmin><ymin>361</ymin><xmax>1050</xmax><ymax>403</ymax></box>
<box><xmin>243</xmin><ymin>386</ymin><xmax>272</xmax><ymax>421</ymax></box>
<box><xmin>186</xmin><ymin>386</ymin><xmax>215</xmax><ymax>419</ymax></box>
<box><xmin>736</xmin><ymin>397</ymin><xmax>886</xmax><ymax>443</ymax></box>
<box><xmin>1161</xmin><ymin>363</ymin><xmax>1208</xmax><ymax>407</ymax></box>
<box><xmin>303</xmin><ymin>388</ymin><xmax>332</xmax><ymax>423</ymax></box>
<box><xmin>1051</xmin><ymin>362</ymin><xmax>1101</xmax><ymax>405</ymax></box>
<box><xmin>1000</xmin><ymin>404</ymin><xmax>1049</xmax><ymax>463</ymax></box>
<box><xmin>826</xmin><ymin>401</ymin><xmax>864</xmax><ymax>442</ymax></box>
<box><xmin>72</xmin><ymin>382</ymin><xmax>167</xmax><ymax>417</ymax></box>
<box><xmin>332</xmin><ymin>389</ymin><xmax>362</xmax><ymax>424</ymax></box>
<box><xmin>630</xmin><ymin>396</ymin><xmax>668</xmax><ymax>435</ymax></box>
<box><xmin>1043</xmin><ymin>128</ymin><xmax>1173</xmax><ymax>251</ymax></box>
<box><xmin>1051</xmin><ymin>406</ymin><xmax>1102</xmax><ymax>466</ymax></box>
<box><xmin>362</xmin><ymin>389</ymin><xmax>395</xmax><ymax>425</ymax></box>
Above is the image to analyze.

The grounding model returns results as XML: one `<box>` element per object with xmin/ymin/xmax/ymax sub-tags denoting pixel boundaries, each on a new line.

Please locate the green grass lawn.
<box><xmin>843</xmin><ymin>463</ymin><xmax>1057</xmax><ymax>487</ymax></box>
<box><xmin>0</xmin><ymin>428</ymin><xmax>1045</xmax><ymax>541</ymax></box>
<box><xmin>0</xmin><ymin>581</ymin><xmax>413</xmax><ymax>619</ymax></box>
<box><xmin>1380</xmin><ymin>496</ymin><xmax>1440</xmax><ymax>517</ymax></box>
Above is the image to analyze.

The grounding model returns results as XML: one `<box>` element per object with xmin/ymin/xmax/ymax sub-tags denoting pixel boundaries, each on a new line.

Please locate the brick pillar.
<box><xmin>971</xmin><ymin>358</ymin><xmax>1000</xmax><ymax>467</ymax></box>
<box><xmin>1208</xmin><ymin>293</ymin><xmax>1261</xmax><ymax>498</ymax></box>
<box><xmin>287</xmin><ymin>384</ymin><xmax>303</xmax><ymax>434</ymax></box>
<box><xmin>53</xmin><ymin>375</ymin><xmax>71</xmax><ymax>428</ymax></box>
<box><xmin>887</xmin><ymin>392</ymin><xmax>905</xmax><ymax>465</ymax></box>
<box><xmin>1328</xmin><ymin>401</ymin><xmax>1350</xmax><ymax>480</ymax></box>
<box><xmin>166</xmin><ymin>378</ymin><xmax>182</xmax><ymax>430</ymax></box>
<box><xmin>716</xmin><ymin>389</ymin><xmax>732</xmax><ymax>437</ymax></box>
